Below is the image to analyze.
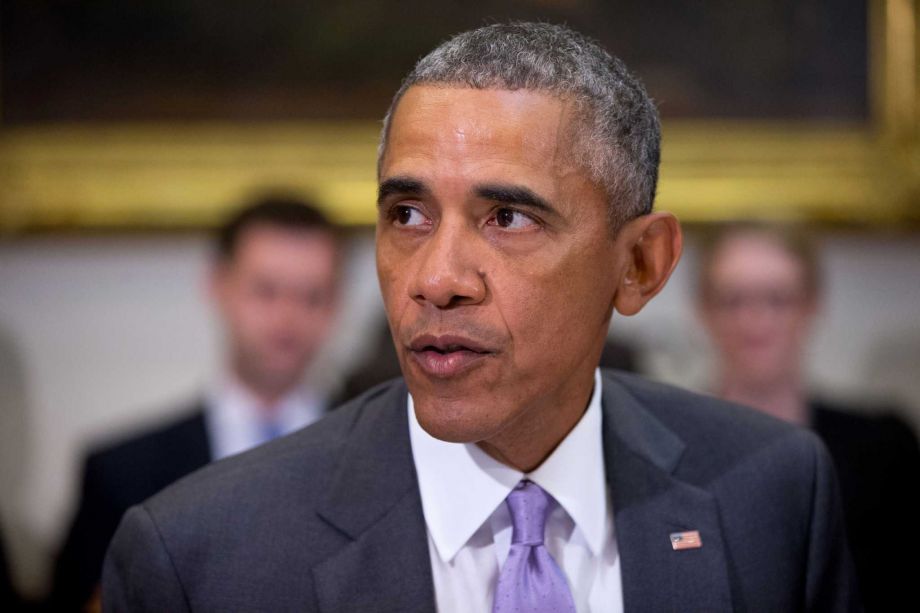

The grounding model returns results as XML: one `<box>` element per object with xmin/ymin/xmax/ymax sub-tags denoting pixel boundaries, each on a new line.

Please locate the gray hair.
<box><xmin>378</xmin><ymin>22</ymin><xmax>661</xmax><ymax>226</ymax></box>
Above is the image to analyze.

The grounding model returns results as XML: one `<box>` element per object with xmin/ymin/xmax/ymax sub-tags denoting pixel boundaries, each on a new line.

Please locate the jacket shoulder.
<box><xmin>604</xmin><ymin>370</ymin><xmax>798</xmax><ymax>437</ymax></box>
<box><xmin>141</xmin><ymin>379</ymin><xmax>401</xmax><ymax>522</ymax></box>
<box><xmin>602</xmin><ymin>369</ymin><xmax>822</xmax><ymax>475</ymax></box>
<box><xmin>104</xmin><ymin>380</ymin><xmax>409</xmax><ymax>610</ymax></box>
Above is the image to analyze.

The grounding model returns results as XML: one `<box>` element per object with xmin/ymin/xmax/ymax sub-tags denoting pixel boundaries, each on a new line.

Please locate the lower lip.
<box><xmin>410</xmin><ymin>349</ymin><xmax>491</xmax><ymax>378</ymax></box>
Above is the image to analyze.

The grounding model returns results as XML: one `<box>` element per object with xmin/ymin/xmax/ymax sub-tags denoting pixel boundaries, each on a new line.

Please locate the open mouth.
<box><xmin>408</xmin><ymin>335</ymin><xmax>493</xmax><ymax>378</ymax></box>
<box><xmin>419</xmin><ymin>344</ymin><xmax>482</xmax><ymax>354</ymax></box>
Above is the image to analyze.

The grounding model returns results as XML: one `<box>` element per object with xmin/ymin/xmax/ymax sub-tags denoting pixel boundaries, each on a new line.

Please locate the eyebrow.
<box><xmin>377</xmin><ymin>176</ymin><xmax>429</xmax><ymax>205</ymax></box>
<box><xmin>377</xmin><ymin>177</ymin><xmax>557</xmax><ymax>217</ymax></box>
<box><xmin>475</xmin><ymin>183</ymin><xmax>556</xmax><ymax>215</ymax></box>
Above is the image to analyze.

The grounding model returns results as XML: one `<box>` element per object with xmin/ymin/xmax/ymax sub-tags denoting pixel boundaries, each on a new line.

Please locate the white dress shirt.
<box><xmin>408</xmin><ymin>369</ymin><xmax>623</xmax><ymax>613</ymax></box>
<box><xmin>204</xmin><ymin>376</ymin><xmax>325</xmax><ymax>460</ymax></box>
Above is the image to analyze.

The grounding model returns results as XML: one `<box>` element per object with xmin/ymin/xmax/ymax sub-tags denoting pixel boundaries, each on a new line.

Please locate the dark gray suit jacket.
<box><xmin>103</xmin><ymin>372</ymin><xmax>859</xmax><ymax>612</ymax></box>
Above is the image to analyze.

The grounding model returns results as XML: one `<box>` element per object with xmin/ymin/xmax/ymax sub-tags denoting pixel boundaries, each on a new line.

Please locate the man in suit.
<box><xmin>103</xmin><ymin>23</ymin><xmax>859</xmax><ymax>612</ymax></box>
<box><xmin>696</xmin><ymin>222</ymin><xmax>919</xmax><ymax>612</ymax></box>
<box><xmin>51</xmin><ymin>197</ymin><xmax>340</xmax><ymax>610</ymax></box>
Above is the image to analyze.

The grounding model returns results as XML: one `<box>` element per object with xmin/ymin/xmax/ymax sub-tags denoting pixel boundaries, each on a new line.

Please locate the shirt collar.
<box><xmin>205</xmin><ymin>375</ymin><xmax>324</xmax><ymax>459</ymax></box>
<box><xmin>408</xmin><ymin>368</ymin><xmax>608</xmax><ymax>562</ymax></box>
<box><xmin>212</xmin><ymin>375</ymin><xmax>319</xmax><ymax>422</ymax></box>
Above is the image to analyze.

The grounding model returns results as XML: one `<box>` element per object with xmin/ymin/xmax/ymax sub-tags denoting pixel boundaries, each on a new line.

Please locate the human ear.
<box><xmin>613</xmin><ymin>212</ymin><xmax>683</xmax><ymax>316</ymax></box>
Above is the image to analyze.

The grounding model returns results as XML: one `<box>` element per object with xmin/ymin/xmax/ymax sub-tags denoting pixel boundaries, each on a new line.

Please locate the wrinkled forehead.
<box><xmin>380</xmin><ymin>85</ymin><xmax>584</xmax><ymax>172</ymax></box>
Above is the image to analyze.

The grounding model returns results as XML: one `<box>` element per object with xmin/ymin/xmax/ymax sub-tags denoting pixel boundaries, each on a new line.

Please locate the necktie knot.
<box><xmin>493</xmin><ymin>480</ymin><xmax>576</xmax><ymax>612</ymax></box>
<box><xmin>507</xmin><ymin>480</ymin><xmax>552</xmax><ymax>546</ymax></box>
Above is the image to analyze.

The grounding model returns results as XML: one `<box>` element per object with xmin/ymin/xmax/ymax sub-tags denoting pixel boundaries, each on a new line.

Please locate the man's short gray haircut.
<box><xmin>378</xmin><ymin>22</ymin><xmax>661</xmax><ymax>226</ymax></box>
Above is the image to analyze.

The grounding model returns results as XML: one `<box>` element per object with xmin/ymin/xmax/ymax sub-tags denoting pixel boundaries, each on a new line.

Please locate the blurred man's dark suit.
<box><xmin>50</xmin><ymin>404</ymin><xmax>211</xmax><ymax>610</ymax></box>
<box><xmin>103</xmin><ymin>371</ymin><xmax>859</xmax><ymax>612</ymax></box>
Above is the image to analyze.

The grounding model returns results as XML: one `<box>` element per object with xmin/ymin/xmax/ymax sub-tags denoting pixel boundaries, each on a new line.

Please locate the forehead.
<box><xmin>382</xmin><ymin>85</ymin><xmax>581</xmax><ymax>180</ymax></box>
<box><xmin>708</xmin><ymin>234</ymin><xmax>806</xmax><ymax>288</ymax></box>
<box><xmin>232</xmin><ymin>224</ymin><xmax>336</xmax><ymax>265</ymax></box>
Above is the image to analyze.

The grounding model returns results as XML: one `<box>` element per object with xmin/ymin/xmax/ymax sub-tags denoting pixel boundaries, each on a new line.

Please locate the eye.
<box><xmin>392</xmin><ymin>205</ymin><xmax>430</xmax><ymax>227</ymax></box>
<box><xmin>489</xmin><ymin>208</ymin><xmax>538</xmax><ymax>230</ymax></box>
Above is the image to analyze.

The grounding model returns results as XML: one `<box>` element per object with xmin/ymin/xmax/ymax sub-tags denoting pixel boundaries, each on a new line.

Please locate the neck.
<box><xmin>477</xmin><ymin>367</ymin><xmax>595</xmax><ymax>473</ymax></box>
<box><xmin>230</xmin><ymin>368</ymin><xmax>297</xmax><ymax>413</ymax></box>
<box><xmin>718</xmin><ymin>375</ymin><xmax>809</xmax><ymax>426</ymax></box>
<box><xmin>250</xmin><ymin>389</ymin><xmax>287</xmax><ymax>411</ymax></box>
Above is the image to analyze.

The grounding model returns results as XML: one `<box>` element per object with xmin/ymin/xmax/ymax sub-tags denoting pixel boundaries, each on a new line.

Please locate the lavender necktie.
<box><xmin>492</xmin><ymin>480</ymin><xmax>577</xmax><ymax>613</ymax></box>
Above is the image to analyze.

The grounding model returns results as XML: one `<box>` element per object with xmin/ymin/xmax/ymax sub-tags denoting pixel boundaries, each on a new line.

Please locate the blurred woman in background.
<box><xmin>696</xmin><ymin>223</ymin><xmax>919</xmax><ymax>612</ymax></box>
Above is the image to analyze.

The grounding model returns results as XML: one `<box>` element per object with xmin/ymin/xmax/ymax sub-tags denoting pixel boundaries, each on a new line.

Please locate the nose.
<box><xmin>410</xmin><ymin>221</ymin><xmax>486</xmax><ymax>309</ymax></box>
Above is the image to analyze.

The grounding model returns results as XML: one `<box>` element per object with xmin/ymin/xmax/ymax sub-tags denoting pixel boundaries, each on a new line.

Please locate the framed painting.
<box><xmin>0</xmin><ymin>0</ymin><xmax>916</xmax><ymax>231</ymax></box>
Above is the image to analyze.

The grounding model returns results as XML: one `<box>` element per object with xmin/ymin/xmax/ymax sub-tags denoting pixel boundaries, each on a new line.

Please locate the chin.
<box><xmin>413</xmin><ymin>397</ymin><xmax>502</xmax><ymax>444</ymax></box>
<box><xmin>253</xmin><ymin>368</ymin><xmax>302</xmax><ymax>396</ymax></box>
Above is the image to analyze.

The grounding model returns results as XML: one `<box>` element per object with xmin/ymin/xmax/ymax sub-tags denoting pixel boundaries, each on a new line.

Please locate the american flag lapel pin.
<box><xmin>670</xmin><ymin>530</ymin><xmax>702</xmax><ymax>551</ymax></box>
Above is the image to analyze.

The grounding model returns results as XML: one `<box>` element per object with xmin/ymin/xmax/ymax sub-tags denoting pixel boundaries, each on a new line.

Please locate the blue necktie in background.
<box><xmin>259</xmin><ymin>420</ymin><xmax>284</xmax><ymax>444</ymax></box>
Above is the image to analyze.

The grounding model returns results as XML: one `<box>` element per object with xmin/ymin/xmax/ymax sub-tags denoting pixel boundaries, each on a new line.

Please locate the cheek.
<box><xmin>781</xmin><ymin>313</ymin><xmax>812</xmax><ymax>349</ymax></box>
<box><xmin>377</xmin><ymin>244</ymin><xmax>419</xmax><ymax>325</ymax></box>
<box><xmin>375</xmin><ymin>242</ymin><xmax>398</xmax><ymax>300</ymax></box>
<box><xmin>717</xmin><ymin>316</ymin><xmax>749</xmax><ymax>343</ymax></box>
<box><xmin>492</xmin><ymin>249</ymin><xmax>613</xmax><ymax>355</ymax></box>
<box><xmin>226</xmin><ymin>295</ymin><xmax>263</xmax><ymax>332</ymax></box>
<box><xmin>291</xmin><ymin>311</ymin><xmax>329</xmax><ymax>342</ymax></box>
<box><xmin>377</xmin><ymin>262</ymin><xmax>402</xmax><ymax>317</ymax></box>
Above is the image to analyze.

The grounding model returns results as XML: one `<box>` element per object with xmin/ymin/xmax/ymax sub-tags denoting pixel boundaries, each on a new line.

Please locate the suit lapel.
<box><xmin>309</xmin><ymin>373</ymin><xmax>734</xmax><ymax>612</ymax></box>
<box><xmin>602</xmin><ymin>374</ymin><xmax>734</xmax><ymax>613</ymax></box>
<box><xmin>312</xmin><ymin>382</ymin><xmax>436</xmax><ymax>613</ymax></box>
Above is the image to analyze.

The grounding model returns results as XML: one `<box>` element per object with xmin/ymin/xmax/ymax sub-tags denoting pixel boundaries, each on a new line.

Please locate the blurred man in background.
<box><xmin>49</xmin><ymin>197</ymin><xmax>341</xmax><ymax>611</ymax></box>
<box><xmin>697</xmin><ymin>222</ymin><xmax>920</xmax><ymax>612</ymax></box>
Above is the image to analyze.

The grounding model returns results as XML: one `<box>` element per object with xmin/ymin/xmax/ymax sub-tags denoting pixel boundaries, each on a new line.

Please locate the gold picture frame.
<box><xmin>0</xmin><ymin>0</ymin><xmax>916</xmax><ymax>232</ymax></box>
